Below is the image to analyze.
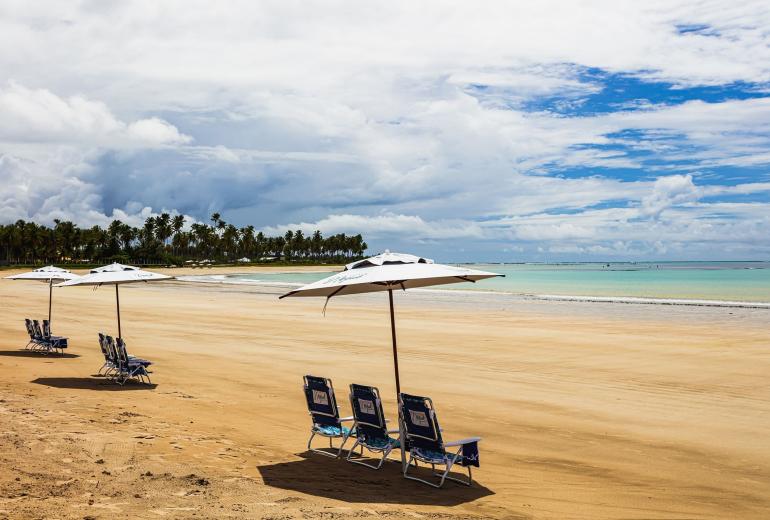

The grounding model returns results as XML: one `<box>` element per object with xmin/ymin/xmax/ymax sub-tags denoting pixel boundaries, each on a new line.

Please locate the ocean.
<box><xmin>179</xmin><ymin>261</ymin><xmax>770</xmax><ymax>308</ymax></box>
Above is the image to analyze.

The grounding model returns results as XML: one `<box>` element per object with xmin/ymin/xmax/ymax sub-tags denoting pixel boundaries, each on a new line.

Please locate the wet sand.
<box><xmin>1</xmin><ymin>267</ymin><xmax>769</xmax><ymax>519</ymax></box>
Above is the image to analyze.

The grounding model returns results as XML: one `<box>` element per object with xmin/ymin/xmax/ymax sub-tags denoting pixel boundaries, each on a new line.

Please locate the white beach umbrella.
<box><xmin>280</xmin><ymin>251</ymin><xmax>502</xmax><ymax>466</ymax></box>
<box><xmin>56</xmin><ymin>263</ymin><xmax>172</xmax><ymax>338</ymax></box>
<box><xmin>5</xmin><ymin>266</ymin><xmax>80</xmax><ymax>325</ymax></box>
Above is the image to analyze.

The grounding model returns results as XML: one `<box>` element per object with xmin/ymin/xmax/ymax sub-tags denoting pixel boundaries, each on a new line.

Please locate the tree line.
<box><xmin>0</xmin><ymin>213</ymin><xmax>367</xmax><ymax>266</ymax></box>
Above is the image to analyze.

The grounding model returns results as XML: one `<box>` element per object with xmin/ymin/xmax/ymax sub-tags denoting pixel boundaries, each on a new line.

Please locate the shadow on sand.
<box><xmin>31</xmin><ymin>377</ymin><xmax>157</xmax><ymax>391</ymax></box>
<box><xmin>0</xmin><ymin>349</ymin><xmax>80</xmax><ymax>359</ymax></box>
<box><xmin>257</xmin><ymin>451</ymin><xmax>493</xmax><ymax>506</ymax></box>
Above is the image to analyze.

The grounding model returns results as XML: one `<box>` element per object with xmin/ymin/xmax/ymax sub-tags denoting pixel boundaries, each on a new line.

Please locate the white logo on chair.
<box><xmin>312</xmin><ymin>390</ymin><xmax>329</xmax><ymax>406</ymax></box>
<box><xmin>358</xmin><ymin>399</ymin><xmax>375</xmax><ymax>415</ymax></box>
<box><xmin>409</xmin><ymin>410</ymin><xmax>429</xmax><ymax>427</ymax></box>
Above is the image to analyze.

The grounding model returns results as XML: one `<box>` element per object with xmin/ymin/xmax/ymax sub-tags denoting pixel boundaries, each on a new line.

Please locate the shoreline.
<box><xmin>176</xmin><ymin>272</ymin><xmax>770</xmax><ymax>310</ymax></box>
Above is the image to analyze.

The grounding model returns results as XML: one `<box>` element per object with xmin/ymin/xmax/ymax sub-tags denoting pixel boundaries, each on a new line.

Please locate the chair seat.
<box><xmin>128</xmin><ymin>359</ymin><xmax>152</xmax><ymax>367</ymax></box>
<box><xmin>313</xmin><ymin>424</ymin><xmax>351</xmax><ymax>437</ymax></box>
<box><xmin>362</xmin><ymin>435</ymin><xmax>400</xmax><ymax>450</ymax></box>
<box><xmin>412</xmin><ymin>447</ymin><xmax>455</xmax><ymax>464</ymax></box>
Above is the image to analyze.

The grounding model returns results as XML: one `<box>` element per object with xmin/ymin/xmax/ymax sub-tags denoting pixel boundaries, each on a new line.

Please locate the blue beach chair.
<box><xmin>115</xmin><ymin>338</ymin><xmax>153</xmax><ymax>385</ymax></box>
<box><xmin>303</xmin><ymin>375</ymin><xmax>353</xmax><ymax>458</ymax></box>
<box><xmin>24</xmin><ymin>319</ymin><xmax>39</xmax><ymax>350</ymax></box>
<box><xmin>399</xmin><ymin>393</ymin><xmax>481</xmax><ymax>488</ymax></box>
<box><xmin>346</xmin><ymin>384</ymin><xmax>400</xmax><ymax>469</ymax></box>
<box><xmin>32</xmin><ymin>320</ymin><xmax>52</xmax><ymax>353</ymax></box>
<box><xmin>97</xmin><ymin>333</ymin><xmax>116</xmax><ymax>375</ymax></box>
<box><xmin>103</xmin><ymin>335</ymin><xmax>119</xmax><ymax>379</ymax></box>
<box><xmin>42</xmin><ymin>320</ymin><xmax>68</xmax><ymax>354</ymax></box>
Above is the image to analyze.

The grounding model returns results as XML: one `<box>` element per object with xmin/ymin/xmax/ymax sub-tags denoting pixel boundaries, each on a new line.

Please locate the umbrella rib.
<box><xmin>456</xmin><ymin>276</ymin><xmax>476</xmax><ymax>283</ymax></box>
<box><xmin>322</xmin><ymin>285</ymin><xmax>346</xmax><ymax>315</ymax></box>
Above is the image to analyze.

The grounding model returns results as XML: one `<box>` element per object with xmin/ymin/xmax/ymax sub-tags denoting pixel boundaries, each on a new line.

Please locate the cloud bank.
<box><xmin>1</xmin><ymin>1</ymin><xmax>770</xmax><ymax>260</ymax></box>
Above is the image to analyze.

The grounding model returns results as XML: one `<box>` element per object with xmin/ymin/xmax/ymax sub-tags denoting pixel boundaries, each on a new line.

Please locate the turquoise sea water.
<box><xmin>219</xmin><ymin>262</ymin><xmax>770</xmax><ymax>305</ymax></box>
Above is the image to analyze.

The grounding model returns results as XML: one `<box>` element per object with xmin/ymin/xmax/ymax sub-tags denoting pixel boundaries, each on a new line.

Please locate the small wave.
<box><xmin>527</xmin><ymin>294</ymin><xmax>770</xmax><ymax>309</ymax></box>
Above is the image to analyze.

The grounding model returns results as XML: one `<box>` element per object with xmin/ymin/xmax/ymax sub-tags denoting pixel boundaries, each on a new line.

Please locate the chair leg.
<box><xmin>403</xmin><ymin>452</ymin><xmax>471</xmax><ymax>488</ymax></box>
<box><xmin>307</xmin><ymin>429</ymin><xmax>351</xmax><ymax>458</ymax></box>
<box><xmin>307</xmin><ymin>431</ymin><xmax>338</xmax><ymax>458</ymax></box>
<box><xmin>335</xmin><ymin>429</ymin><xmax>351</xmax><ymax>458</ymax></box>
<box><xmin>346</xmin><ymin>441</ymin><xmax>393</xmax><ymax>470</ymax></box>
<box><xmin>376</xmin><ymin>445</ymin><xmax>392</xmax><ymax>469</ymax></box>
<box><xmin>345</xmin><ymin>439</ymin><xmax>361</xmax><ymax>462</ymax></box>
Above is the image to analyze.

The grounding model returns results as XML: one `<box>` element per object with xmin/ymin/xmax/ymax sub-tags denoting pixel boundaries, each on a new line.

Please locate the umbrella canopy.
<box><xmin>57</xmin><ymin>262</ymin><xmax>172</xmax><ymax>286</ymax></box>
<box><xmin>5</xmin><ymin>265</ymin><xmax>79</xmax><ymax>282</ymax></box>
<box><xmin>281</xmin><ymin>252</ymin><xmax>501</xmax><ymax>298</ymax></box>
<box><xmin>5</xmin><ymin>266</ymin><xmax>80</xmax><ymax>324</ymax></box>
<box><xmin>56</xmin><ymin>263</ymin><xmax>172</xmax><ymax>337</ymax></box>
<box><xmin>280</xmin><ymin>251</ymin><xmax>502</xmax><ymax>467</ymax></box>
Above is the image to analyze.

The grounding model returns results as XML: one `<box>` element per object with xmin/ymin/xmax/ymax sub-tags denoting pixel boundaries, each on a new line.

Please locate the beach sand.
<box><xmin>1</xmin><ymin>267</ymin><xmax>769</xmax><ymax>519</ymax></box>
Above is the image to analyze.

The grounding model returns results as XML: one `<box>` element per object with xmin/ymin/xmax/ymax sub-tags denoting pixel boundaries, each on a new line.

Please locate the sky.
<box><xmin>1</xmin><ymin>1</ymin><xmax>770</xmax><ymax>262</ymax></box>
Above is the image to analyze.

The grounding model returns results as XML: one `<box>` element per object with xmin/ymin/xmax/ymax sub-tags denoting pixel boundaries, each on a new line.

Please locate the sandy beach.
<box><xmin>1</xmin><ymin>266</ymin><xmax>769</xmax><ymax>519</ymax></box>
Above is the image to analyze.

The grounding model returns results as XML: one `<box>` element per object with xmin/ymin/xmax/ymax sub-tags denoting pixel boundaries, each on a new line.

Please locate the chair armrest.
<box><xmin>339</xmin><ymin>416</ymin><xmax>354</xmax><ymax>422</ymax></box>
<box><xmin>444</xmin><ymin>437</ymin><xmax>482</xmax><ymax>447</ymax></box>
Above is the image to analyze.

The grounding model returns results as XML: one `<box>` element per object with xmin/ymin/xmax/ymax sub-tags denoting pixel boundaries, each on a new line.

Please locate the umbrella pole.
<box><xmin>48</xmin><ymin>279</ymin><xmax>53</xmax><ymax>325</ymax></box>
<box><xmin>116</xmin><ymin>284</ymin><xmax>122</xmax><ymax>339</ymax></box>
<box><xmin>388</xmin><ymin>289</ymin><xmax>406</xmax><ymax>471</ymax></box>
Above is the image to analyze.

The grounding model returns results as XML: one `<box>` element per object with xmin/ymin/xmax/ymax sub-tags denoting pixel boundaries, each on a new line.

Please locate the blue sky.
<box><xmin>1</xmin><ymin>1</ymin><xmax>770</xmax><ymax>261</ymax></box>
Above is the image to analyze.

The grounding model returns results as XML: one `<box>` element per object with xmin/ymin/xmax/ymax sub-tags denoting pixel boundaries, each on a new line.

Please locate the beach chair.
<box><xmin>399</xmin><ymin>393</ymin><xmax>481</xmax><ymax>488</ymax></box>
<box><xmin>115</xmin><ymin>338</ymin><xmax>153</xmax><ymax>385</ymax></box>
<box><xmin>32</xmin><ymin>320</ymin><xmax>52</xmax><ymax>353</ymax></box>
<box><xmin>346</xmin><ymin>384</ymin><xmax>400</xmax><ymax>469</ymax></box>
<box><xmin>97</xmin><ymin>333</ymin><xmax>115</xmax><ymax>375</ymax></box>
<box><xmin>303</xmin><ymin>375</ymin><xmax>354</xmax><ymax>458</ymax></box>
<box><xmin>103</xmin><ymin>336</ymin><xmax>122</xmax><ymax>381</ymax></box>
<box><xmin>42</xmin><ymin>320</ymin><xmax>68</xmax><ymax>354</ymax></box>
<box><xmin>24</xmin><ymin>319</ymin><xmax>38</xmax><ymax>350</ymax></box>
<box><xmin>103</xmin><ymin>335</ymin><xmax>115</xmax><ymax>377</ymax></box>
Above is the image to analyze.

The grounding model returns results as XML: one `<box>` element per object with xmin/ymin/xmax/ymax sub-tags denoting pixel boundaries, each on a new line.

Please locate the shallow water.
<box><xmin>180</xmin><ymin>261</ymin><xmax>770</xmax><ymax>307</ymax></box>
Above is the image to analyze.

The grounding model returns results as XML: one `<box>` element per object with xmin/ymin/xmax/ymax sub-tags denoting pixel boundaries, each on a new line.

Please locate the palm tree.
<box><xmin>292</xmin><ymin>229</ymin><xmax>305</xmax><ymax>258</ymax></box>
<box><xmin>155</xmin><ymin>212</ymin><xmax>173</xmax><ymax>248</ymax></box>
<box><xmin>222</xmin><ymin>224</ymin><xmax>238</xmax><ymax>259</ymax></box>
<box><xmin>239</xmin><ymin>226</ymin><xmax>256</xmax><ymax>258</ymax></box>
<box><xmin>311</xmin><ymin>230</ymin><xmax>322</xmax><ymax>259</ymax></box>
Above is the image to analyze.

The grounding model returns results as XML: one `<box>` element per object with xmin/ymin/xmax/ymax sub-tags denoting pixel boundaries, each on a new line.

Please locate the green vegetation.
<box><xmin>0</xmin><ymin>213</ymin><xmax>367</xmax><ymax>266</ymax></box>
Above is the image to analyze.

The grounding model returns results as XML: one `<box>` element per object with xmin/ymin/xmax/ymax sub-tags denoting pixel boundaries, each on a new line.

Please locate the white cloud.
<box><xmin>126</xmin><ymin>117</ymin><xmax>191</xmax><ymax>146</ymax></box>
<box><xmin>0</xmin><ymin>82</ymin><xmax>190</xmax><ymax>148</ymax></box>
<box><xmin>640</xmin><ymin>174</ymin><xmax>699</xmax><ymax>218</ymax></box>
<box><xmin>0</xmin><ymin>2</ymin><xmax>769</xmax><ymax>259</ymax></box>
<box><xmin>262</xmin><ymin>213</ymin><xmax>486</xmax><ymax>241</ymax></box>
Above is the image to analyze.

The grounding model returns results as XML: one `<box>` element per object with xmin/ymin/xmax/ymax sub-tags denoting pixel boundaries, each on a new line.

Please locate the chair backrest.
<box><xmin>42</xmin><ymin>320</ymin><xmax>51</xmax><ymax>338</ymax></box>
<box><xmin>399</xmin><ymin>393</ymin><xmax>444</xmax><ymax>452</ymax></box>
<box><xmin>303</xmin><ymin>375</ymin><xmax>340</xmax><ymax>427</ymax></box>
<box><xmin>105</xmin><ymin>336</ymin><xmax>118</xmax><ymax>364</ymax></box>
<box><xmin>25</xmin><ymin>319</ymin><xmax>35</xmax><ymax>339</ymax></box>
<box><xmin>349</xmin><ymin>384</ymin><xmax>388</xmax><ymax>441</ymax></box>
<box><xmin>32</xmin><ymin>320</ymin><xmax>44</xmax><ymax>340</ymax></box>
<box><xmin>116</xmin><ymin>338</ymin><xmax>130</xmax><ymax>366</ymax></box>
<box><xmin>98</xmin><ymin>333</ymin><xmax>112</xmax><ymax>361</ymax></box>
